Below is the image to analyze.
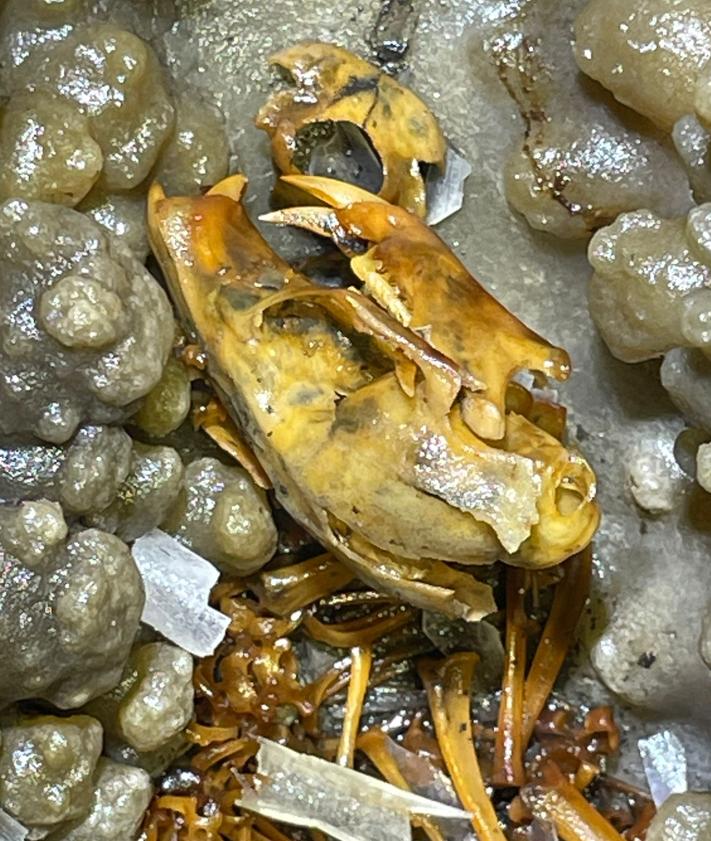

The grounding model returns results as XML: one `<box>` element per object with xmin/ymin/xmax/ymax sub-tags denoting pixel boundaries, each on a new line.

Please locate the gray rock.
<box><xmin>0</xmin><ymin>425</ymin><xmax>133</xmax><ymax>512</ymax></box>
<box><xmin>699</xmin><ymin>608</ymin><xmax>711</xmax><ymax>670</ymax></box>
<box><xmin>0</xmin><ymin>431</ymin><xmax>183</xmax><ymax>541</ymax></box>
<box><xmin>5</xmin><ymin>24</ymin><xmax>175</xmax><ymax>191</ymax></box>
<box><xmin>499</xmin><ymin>0</ymin><xmax>690</xmax><ymax>240</ymax></box>
<box><xmin>0</xmin><ymin>91</ymin><xmax>102</xmax><ymax>206</ymax></box>
<box><xmin>625</xmin><ymin>437</ymin><xmax>686</xmax><ymax>514</ymax></box>
<box><xmin>59</xmin><ymin>426</ymin><xmax>133</xmax><ymax>515</ymax></box>
<box><xmin>153</xmin><ymin>90</ymin><xmax>229</xmax><ymax>196</ymax></box>
<box><xmin>673</xmin><ymin>116</ymin><xmax>711</xmax><ymax>205</ymax></box>
<box><xmin>0</xmin><ymin>501</ymin><xmax>144</xmax><ymax>708</ymax></box>
<box><xmin>588</xmin><ymin>207</ymin><xmax>711</xmax><ymax>364</ymax></box>
<box><xmin>573</xmin><ymin>0</ymin><xmax>711</xmax><ymax>130</ymax></box>
<box><xmin>0</xmin><ymin>1</ymin><xmax>175</xmax><ymax>99</ymax></box>
<box><xmin>48</xmin><ymin>759</ymin><xmax>152</xmax><ymax>841</ymax></box>
<box><xmin>647</xmin><ymin>792</ymin><xmax>711</xmax><ymax>841</ymax></box>
<box><xmin>0</xmin><ymin>200</ymin><xmax>173</xmax><ymax>443</ymax></box>
<box><xmin>117</xmin><ymin>643</ymin><xmax>193</xmax><ymax>754</ymax></box>
<box><xmin>0</xmin><ymin>715</ymin><xmax>102</xmax><ymax>830</ymax></box>
<box><xmin>86</xmin><ymin>642</ymin><xmax>193</xmax><ymax>754</ymax></box>
<box><xmin>662</xmin><ymin>348</ymin><xmax>711</xmax><ymax>432</ymax></box>
<box><xmin>78</xmin><ymin>189</ymin><xmax>151</xmax><ymax>262</ymax></box>
<box><xmin>162</xmin><ymin>457</ymin><xmax>277</xmax><ymax>575</ymax></box>
<box><xmin>86</xmin><ymin>442</ymin><xmax>184</xmax><ymax>542</ymax></box>
<box><xmin>131</xmin><ymin>358</ymin><xmax>192</xmax><ymax>440</ymax></box>
<box><xmin>102</xmin><ymin>733</ymin><xmax>189</xmax><ymax>779</ymax></box>
<box><xmin>696</xmin><ymin>443</ymin><xmax>711</xmax><ymax>493</ymax></box>
<box><xmin>590</xmin><ymin>524</ymin><xmax>711</xmax><ymax>716</ymax></box>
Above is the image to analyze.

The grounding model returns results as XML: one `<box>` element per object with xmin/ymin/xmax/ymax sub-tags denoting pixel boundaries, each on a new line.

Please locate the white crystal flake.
<box><xmin>426</xmin><ymin>144</ymin><xmax>472</xmax><ymax>226</ymax></box>
<box><xmin>131</xmin><ymin>529</ymin><xmax>230</xmax><ymax>657</ymax></box>
<box><xmin>236</xmin><ymin>738</ymin><xmax>471</xmax><ymax>841</ymax></box>
<box><xmin>639</xmin><ymin>731</ymin><xmax>689</xmax><ymax>807</ymax></box>
<box><xmin>0</xmin><ymin>808</ymin><xmax>27</xmax><ymax>841</ymax></box>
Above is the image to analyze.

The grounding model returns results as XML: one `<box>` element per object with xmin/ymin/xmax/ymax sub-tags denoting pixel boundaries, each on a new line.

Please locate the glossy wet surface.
<box><xmin>163</xmin><ymin>0</ymin><xmax>711</xmax><ymax>786</ymax></box>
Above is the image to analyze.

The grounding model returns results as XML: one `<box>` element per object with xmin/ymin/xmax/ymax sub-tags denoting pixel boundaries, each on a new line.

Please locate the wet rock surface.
<box><xmin>47</xmin><ymin>758</ymin><xmax>153</xmax><ymax>841</ymax></box>
<box><xmin>573</xmin><ymin>0</ymin><xmax>711</xmax><ymax>131</ymax></box>
<box><xmin>0</xmin><ymin>91</ymin><xmax>103</xmax><ymax>206</ymax></box>
<box><xmin>661</xmin><ymin>348</ymin><xmax>711</xmax><ymax>433</ymax></box>
<box><xmin>0</xmin><ymin>429</ymin><xmax>184</xmax><ymax>544</ymax></box>
<box><xmin>0</xmin><ymin>4</ymin><xmax>251</xmax><ymax>834</ymax></box>
<box><xmin>647</xmin><ymin>792</ymin><xmax>711</xmax><ymax>841</ymax></box>
<box><xmin>0</xmin><ymin>715</ymin><xmax>102</xmax><ymax>831</ymax></box>
<box><xmin>0</xmin><ymin>1</ymin><xmax>227</xmax><ymax>267</ymax></box>
<box><xmin>0</xmin><ymin>0</ymin><xmax>176</xmax><ymax>98</ymax></box>
<box><xmin>132</xmin><ymin>358</ymin><xmax>192</xmax><ymax>440</ymax></box>
<box><xmin>162</xmin><ymin>0</ymin><xmax>711</xmax><ymax>785</ymax></box>
<box><xmin>499</xmin><ymin>0</ymin><xmax>691</xmax><ymax>239</ymax></box>
<box><xmin>5</xmin><ymin>24</ymin><xmax>175</xmax><ymax>191</ymax></box>
<box><xmin>588</xmin><ymin>204</ymin><xmax>711</xmax><ymax>364</ymax></box>
<box><xmin>115</xmin><ymin>643</ymin><xmax>193</xmax><ymax>753</ymax></box>
<box><xmin>162</xmin><ymin>457</ymin><xmax>278</xmax><ymax>576</ymax></box>
<box><xmin>674</xmin><ymin>115</ymin><xmax>711</xmax><ymax>204</ymax></box>
<box><xmin>0</xmin><ymin>200</ymin><xmax>174</xmax><ymax>444</ymax></box>
<box><xmin>57</xmin><ymin>426</ymin><xmax>133</xmax><ymax>515</ymax></box>
<box><xmin>86</xmin><ymin>442</ymin><xmax>184</xmax><ymax>542</ymax></box>
<box><xmin>625</xmin><ymin>437</ymin><xmax>686</xmax><ymax>515</ymax></box>
<box><xmin>153</xmin><ymin>90</ymin><xmax>230</xmax><ymax>196</ymax></box>
<box><xmin>85</xmin><ymin>642</ymin><xmax>193</xmax><ymax>754</ymax></box>
<box><xmin>78</xmin><ymin>188</ymin><xmax>151</xmax><ymax>261</ymax></box>
<box><xmin>0</xmin><ymin>501</ymin><xmax>144</xmax><ymax>709</ymax></box>
<box><xmin>0</xmin><ymin>425</ymin><xmax>131</xmax><ymax>510</ymax></box>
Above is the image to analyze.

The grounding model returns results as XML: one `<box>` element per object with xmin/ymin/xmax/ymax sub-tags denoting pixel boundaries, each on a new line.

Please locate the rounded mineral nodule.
<box><xmin>0</xmin><ymin>199</ymin><xmax>173</xmax><ymax>443</ymax></box>
<box><xmin>118</xmin><ymin>642</ymin><xmax>194</xmax><ymax>754</ymax></box>
<box><xmin>78</xmin><ymin>187</ymin><xmax>151</xmax><ymax>261</ymax></box>
<box><xmin>86</xmin><ymin>441</ymin><xmax>185</xmax><ymax>542</ymax></box>
<box><xmin>39</xmin><ymin>275</ymin><xmax>126</xmax><ymax>350</ymax></box>
<box><xmin>0</xmin><ymin>91</ymin><xmax>103</xmax><ymax>206</ymax></box>
<box><xmin>574</xmin><ymin>0</ymin><xmax>711</xmax><ymax>131</ymax></box>
<box><xmin>0</xmin><ymin>715</ymin><xmax>102</xmax><ymax>830</ymax></box>
<box><xmin>588</xmin><ymin>206</ymin><xmax>711</xmax><ymax>363</ymax></box>
<box><xmin>162</xmin><ymin>457</ymin><xmax>278</xmax><ymax>575</ymax></box>
<box><xmin>47</xmin><ymin>758</ymin><xmax>153</xmax><ymax>841</ymax></box>
<box><xmin>8</xmin><ymin>24</ymin><xmax>176</xmax><ymax>191</ymax></box>
<box><xmin>59</xmin><ymin>425</ymin><xmax>133</xmax><ymax>515</ymax></box>
<box><xmin>646</xmin><ymin>792</ymin><xmax>711</xmax><ymax>841</ymax></box>
<box><xmin>85</xmin><ymin>641</ymin><xmax>194</xmax><ymax>755</ymax></box>
<box><xmin>0</xmin><ymin>501</ymin><xmax>144</xmax><ymax>709</ymax></box>
<box><xmin>133</xmin><ymin>357</ymin><xmax>192</xmax><ymax>439</ymax></box>
<box><xmin>153</xmin><ymin>91</ymin><xmax>230</xmax><ymax>196</ymax></box>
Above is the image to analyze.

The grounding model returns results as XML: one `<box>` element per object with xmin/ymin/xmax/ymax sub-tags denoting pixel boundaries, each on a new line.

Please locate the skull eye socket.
<box><xmin>294</xmin><ymin>121</ymin><xmax>384</xmax><ymax>195</ymax></box>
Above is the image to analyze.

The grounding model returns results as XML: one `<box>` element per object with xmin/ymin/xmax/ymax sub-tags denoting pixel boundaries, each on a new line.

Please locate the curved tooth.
<box><xmin>207</xmin><ymin>173</ymin><xmax>248</xmax><ymax>201</ymax></box>
<box><xmin>260</xmin><ymin>205</ymin><xmax>364</xmax><ymax>257</ymax></box>
<box><xmin>147</xmin><ymin>180</ymin><xmax>167</xmax><ymax>205</ymax></box>
<box><xmin>280</xmin><ymin>174</ymin><xmax>387</xmax><ymax>208</ymax></box>
<box><xmin>259</xmin><ymin>206</ymin><xmax>339</xmax><ymax>237</ymax></box>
